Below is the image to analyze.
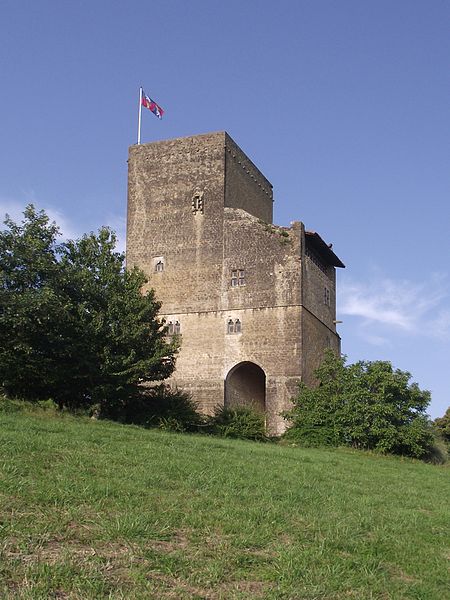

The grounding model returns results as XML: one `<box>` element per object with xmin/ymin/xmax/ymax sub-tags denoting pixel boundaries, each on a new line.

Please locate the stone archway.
<box><xmin>224</xmin><ymin>362</ymin><xmax>266</xmax><ymax>413</ymax></box>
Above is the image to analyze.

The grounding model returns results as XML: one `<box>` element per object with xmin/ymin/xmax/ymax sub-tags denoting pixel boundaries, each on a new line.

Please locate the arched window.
<box><xmin>227</xmin><ymin>319</ymin><xmax>242</xmax><ymax>334</ymax></box>
<box><xmin>167</xmin><ymin>320</ymin><xmax>181</xmax><ymax>336</ymax></box>
<box><xmin>155</xmin><ymin>260</ymin><xmax>164</xmax><ymax>273</ymax></box>
<box><xmin>192</xmin><ymin>191</ymin><xmax>204</xmax><ymax>214</ymax></box>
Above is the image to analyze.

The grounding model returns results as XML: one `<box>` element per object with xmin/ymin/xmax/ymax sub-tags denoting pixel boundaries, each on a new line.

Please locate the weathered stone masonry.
<box><xmin>127</xmin><ymin>131</ymin><xmax>344</xmax><ymax>434</ymax></box>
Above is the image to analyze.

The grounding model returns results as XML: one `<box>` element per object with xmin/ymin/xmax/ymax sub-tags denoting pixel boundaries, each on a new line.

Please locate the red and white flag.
<box><xmin>141</xmin><ymin>90</ymin><xmax>164</xmax><ymax>119</ymax></box>
<box><xmin>137</xmin><ymin>87</ymin><xmax>164</xmax><ymax>144</ymax></box>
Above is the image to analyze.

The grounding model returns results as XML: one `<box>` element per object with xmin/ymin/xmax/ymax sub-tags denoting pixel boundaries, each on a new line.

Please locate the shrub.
<box><xmin>423</xmin><ymin>437</ymin><xmax>448</xmax><ymax>465</ymax></box>
<box><xmin>283</xmin><ymin>424</ymin><xmax>338</xmax><ymax>447</ymax></box>
<box><xmin>0</xmin><ymin>396</ymin><xmax>58</xmax><ymax>415</ymax></box>
<box><xmin>284</xmin><ymin>350</ymin><xmax>435</xmax><ymax>459</ymax></box>
<box><xmin>0</xmin><ymin>395</ymin><xmax>22</xmax><ymax>414</ymax></box>
<box><xmin>434</xmin><ymin>407</ymin><xmax>450</xmax><ymax>444</ymax></box>
<box><xmin>207</xmin><ymin>406</ymin><xmax>268</xmax><ymax>441</ymax></box>
<box><xmin>100</xmin><ymin>385</ymin><xmax>204</xmax><ymax>433</ymax></box>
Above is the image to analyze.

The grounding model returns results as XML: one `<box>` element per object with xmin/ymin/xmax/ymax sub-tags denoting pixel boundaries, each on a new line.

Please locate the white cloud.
<box><xmin>338</xmin><ymin>274</ymin><xmax>450</xmax><ymax>342</ymax></box>
<box><xmin>361</xmin><ymin>333</ymin><xmax>391</xmax><ymax>347</ymax></box>
<box><xmin>45</xmin><ymin>208</ymin><xmax>82</xmax><ymax>241</ymax></box>
<box><xmin>428</xmin><ymin>309</ymin><xmax>450</xmax><ymax>340</ymax></box>
<box><xmin>0</xmin><ymin>197</ymin><xmax>25</xmax><ymax>224</ymax></box>
<box><xmin>0</xmin><ymin>196</ymin><xmax>81</xmax><ymax>241</ymax></box>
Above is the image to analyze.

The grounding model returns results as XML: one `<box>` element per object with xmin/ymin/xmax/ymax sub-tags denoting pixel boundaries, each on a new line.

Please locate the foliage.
<box><xmin>283</xmin><ymin>423</ymin><xmax>339</xmax><ymax>447</ymax></box>
<box><xmin>284</xmin><ymin>350</ymin><xmax>435</xmax><ymax>459</ymax></box>
<box><xmin>0</xmin><ymin>206</ymin><xmax>67</xmax><ymax>402</ymax></box>
<box><xmin>0</xmin><ymin>396</ymin><xmax>59</xmax><ymax>417</ymax></box>
<box><xmin>422</xmin><ymin>436</ymin><xmax>448</xmax><ymax>465</ymax></box>
<box><xmin>434</xmin><ymin>406</ymin><xmax>450</xmax><ymax>443</ymax></box>
<box><xmin>0</xmin><ymin>395</ymin><xmax>22</xmax><ymax>414</ymax></box>
<box><xmin>206</xmin><ymin>405</ymin><xmax>268</xmax><ymax>441</ymax></box>
<box><xmin>100</xmin><ymin>384</ymin><xmax>204</xmax><ymax>432</ymax></box>
<box><xmin>0</xmin><ymin>205</ymin><xmax>176</xmax><ymax>412</ymax></box>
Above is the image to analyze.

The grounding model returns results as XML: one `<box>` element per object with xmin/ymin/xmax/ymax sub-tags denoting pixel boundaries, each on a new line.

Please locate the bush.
<box><xmin>434</xmin><ymin>407</ymin><xmax>450</xmax><ymax>444</ymax></box>
<box><xmin>423</xmin><ymin>437</ymin><xmax>448</xmax><ymax>465</ymax></box>
<box><xmin>284</xmin><ymin>351</ymin><xmax>435</xmax><ymax>459</ymax></box>
<box><xmin>100</xmin><ymin>385</ymin><xmax>204</xmax><ymax>433</ymax></box>
<box><xmin>206</xmin><ymin>406</ymin><xmax>268</xmax><ymax>441</ymax></box>
<box><xmin>0</xmin><ymin>395</ymin><xmax>22</xmax><ymax>414</ymax></box>
<box><xmin>0</xmin><ymin>396</ymin><xmax>58</xmax><ymax>415</ymax></box>
<box><xmin>283</xmin><ymin>424</ymin><xmax>339</xmax><ymax>447</ymax></box>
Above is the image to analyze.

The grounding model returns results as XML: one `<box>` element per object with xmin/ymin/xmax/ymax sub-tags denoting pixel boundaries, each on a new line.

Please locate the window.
<box><xmin>227</xmin><ymin>318</ymin><xmax>242</xmax><ymax>334</ymax></box>
<box><xmin>192</xmin><ymin>191</ymin><xmax>204</xmax><ymax>214</ymax></box>
<box><xmin>167</xmin><ymin>320</ymin><xmax>181</xmax><ymax>335</ymax></box>
<box><xmin>324</xmin><ymin>287</ymin><xmax>331</xmax><ymax>306</ymax></box>
<box><xmin>227</xmin><ymin>319</ymin><xmax>235</xmax><ymax>334</ymax></box>
<box><xmin>155</xmin><ymin>260</ymin><xmax>164</xmax><ymax>272</ymax></box>
<box><xmin>231</xmin><ymin>269</ymin><xmax>245</xmax><ymax>287</ymax></box>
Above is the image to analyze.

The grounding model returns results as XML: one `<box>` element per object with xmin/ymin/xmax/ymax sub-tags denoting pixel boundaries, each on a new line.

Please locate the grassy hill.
<box><xmin>0</xmin><ymin>405</ymin><xmax>448</xmax><ymax>599</ymax></box>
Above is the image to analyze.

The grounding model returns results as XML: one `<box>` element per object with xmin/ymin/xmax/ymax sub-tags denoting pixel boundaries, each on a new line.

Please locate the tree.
<box><xmin>0</xmin><ymin>206</ymin><xmax>69</xmax><ymax>402</ymax></box>
<box><xmin>434</xmin><ymin>407</ymin><xmax>450</xmax><ymax>443</ymax></box>
<box><xmin>0</xmin><ymin>206</ymin><xmax>176</xmax><ymax>411</ymax></box>
<box><xmin>284</xmin><ymin>350</ymin><xmax>434</xmax><ymax>458</ymax></box>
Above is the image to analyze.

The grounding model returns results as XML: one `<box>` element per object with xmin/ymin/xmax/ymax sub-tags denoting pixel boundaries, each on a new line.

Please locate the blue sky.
<box><xmin>1</xmin><ymin>1</ymin><xmax>448</xmax><ymax>418</ymax></box>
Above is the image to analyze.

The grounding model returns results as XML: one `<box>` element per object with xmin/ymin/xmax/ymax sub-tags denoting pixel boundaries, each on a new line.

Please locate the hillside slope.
<box><xmin>0</xmin><ymin>408</ymin><xmax>448</xmax><ymax>599</ymax></box>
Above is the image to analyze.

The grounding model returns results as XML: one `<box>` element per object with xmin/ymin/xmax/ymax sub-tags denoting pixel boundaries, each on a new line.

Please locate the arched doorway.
<box><xmin>224</xmin><ymin>362</ymin><xmax>266</xmax><ymax>412</ymax></box>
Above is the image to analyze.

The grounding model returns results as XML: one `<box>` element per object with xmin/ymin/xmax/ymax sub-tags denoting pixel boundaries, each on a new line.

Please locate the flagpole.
<box><xmin>137</xmin><ymin>87</ymin><xmax>143</xmax><ymax>144</ymax></box>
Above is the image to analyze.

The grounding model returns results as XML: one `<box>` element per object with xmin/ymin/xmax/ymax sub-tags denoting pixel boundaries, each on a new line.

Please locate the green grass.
<box><xmin>0</xmin><ymin>406</ymin><xmax>449</xmax><ymax>599</ymax></box>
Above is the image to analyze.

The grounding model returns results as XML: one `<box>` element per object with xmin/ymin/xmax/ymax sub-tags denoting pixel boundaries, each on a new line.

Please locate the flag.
<box><xmin>141</xmin><ymin>90</ymin><xmax>164</xmax><ymax>119</ymax></box>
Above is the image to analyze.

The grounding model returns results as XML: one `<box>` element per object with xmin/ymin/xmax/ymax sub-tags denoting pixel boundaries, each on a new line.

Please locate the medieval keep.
<box><xmin>126</xmin><ymin>131</ymin><xmax>344</xmax><ymax>434</ymax></box>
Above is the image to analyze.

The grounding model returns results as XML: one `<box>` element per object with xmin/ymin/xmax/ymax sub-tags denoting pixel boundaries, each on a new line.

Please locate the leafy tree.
<box><xmin>0</xmin><ymin>206</ymin><xmax>176</xmax><ymax>412</ymax></box>
<box><xmin>284</xmin><ymin>351</ymin><xmax>434</xmax><ymax>458</ymax></box>
<box><xmin>434</xmin><ymin>407</ymin><xmax>450</xmax><ymax>443</ymax></box>
<box><xmin>0</xmin><ymin>206</ymin><xmax>69</xmax><ymax>401</ymax></box>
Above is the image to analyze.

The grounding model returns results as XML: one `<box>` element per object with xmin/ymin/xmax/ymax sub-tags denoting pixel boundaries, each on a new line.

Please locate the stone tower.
<box><xmin>127</xmin><ymin>132</ymin><xmax>344</xmax><ymax>434</ymax></box>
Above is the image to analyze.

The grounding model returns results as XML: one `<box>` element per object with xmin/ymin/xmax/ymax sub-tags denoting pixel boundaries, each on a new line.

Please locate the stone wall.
<box><xmin>301</xmin><ymin>308</ymin><xmax>340</xmax><ymax>387</ymax></box>
<box><xmin>127</xmin><ymin>132</ymin><xmax>227</xmax><ymax>314</ymax></box>
<box><xmin>303</xmin><ymin>251</ymin><xmax>336</xmax><ymax>330</ymax></box>
<box><xmin>224</xmin><ymin>133</ymin><xmax>273</xmax><ymax>223</ymax></box>
<box><xmin>126</xmin><ymin>131</ymin><xmax>343</xmax><ymax>435</ymax></box>
<box><xmin>222</xmin><ymin>208</ymin><xmax>301</xmax><ymax>311</ymax></box>
<box><xmin>163</xmin><ymin>304</ymin><xmax>302</xmax><ymax>433</ymax></box>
